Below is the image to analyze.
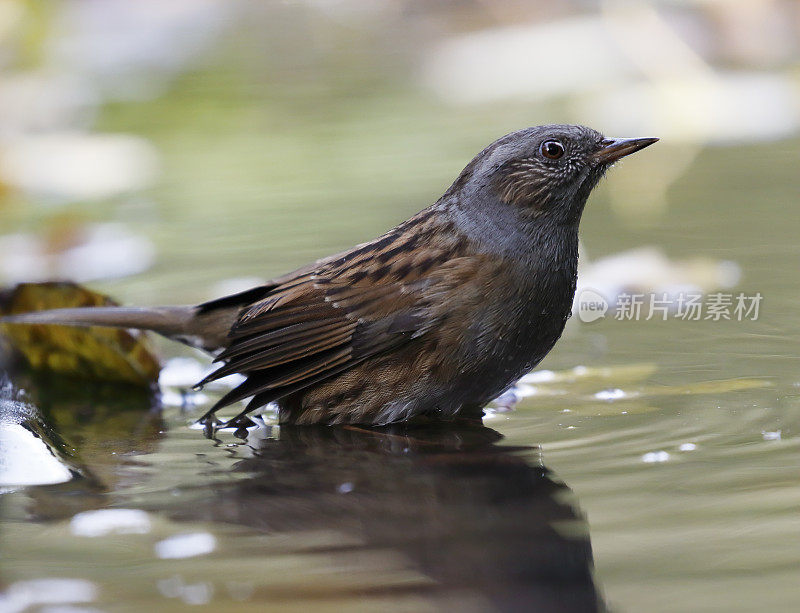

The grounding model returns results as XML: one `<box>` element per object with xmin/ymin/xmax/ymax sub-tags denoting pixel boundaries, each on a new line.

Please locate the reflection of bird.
<box><xmin>3</xmin><ymin>126</ymin><xmax>656</xmax><ymax>426</ymax></box>
<box><xmin>167</xmin><ymin>422</ymin><xmax>606</xmax><ymax>612</ymax></box>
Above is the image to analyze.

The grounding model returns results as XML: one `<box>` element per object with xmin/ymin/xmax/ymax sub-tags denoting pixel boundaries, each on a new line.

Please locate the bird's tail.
<box><xmin>1</xmin><ymin>305</ymin><xmax>235</xmax><ymax>352</ymax></box>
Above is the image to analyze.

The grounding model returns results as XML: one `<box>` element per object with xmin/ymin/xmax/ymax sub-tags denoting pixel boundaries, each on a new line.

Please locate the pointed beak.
<box><xmin>594</xmin><ymin>136</ymin><xmax>659</xmax><ymax>164</ymax></box>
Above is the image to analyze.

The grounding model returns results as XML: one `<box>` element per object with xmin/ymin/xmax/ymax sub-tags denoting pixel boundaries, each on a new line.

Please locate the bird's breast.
<box><xmin>434</xmin><ymin>256</ymin><xmax>576</xmax><ymax>402</ymax></box>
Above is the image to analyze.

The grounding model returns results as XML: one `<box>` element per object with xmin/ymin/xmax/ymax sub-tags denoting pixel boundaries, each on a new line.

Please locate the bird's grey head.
<box><xmin>447</xmin><ymin>124</ymin><xmax>658</xmax><ymax>226</ymax></box>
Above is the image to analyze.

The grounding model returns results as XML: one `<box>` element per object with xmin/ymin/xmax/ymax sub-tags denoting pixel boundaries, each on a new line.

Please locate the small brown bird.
<box><xmin>3</xmin><ymin>125</ymin><xmax>656</xmax><ymax>426</ymax></box>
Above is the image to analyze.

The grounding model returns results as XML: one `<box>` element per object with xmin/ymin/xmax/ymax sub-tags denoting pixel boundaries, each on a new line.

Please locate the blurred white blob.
<box><xmin>0</xmin><ymin>73</ymin><xmax>98</xmax><ymax>138</ymax></box>
<box><xmin>575</xmin><ymin>72</ymin><xmax>800</xmax><ymax>146</ymax></box>
<box><xmin>762</xmin><ymin>430</ymin><xmax>781</xmax><ymax>441</ymax></box>
<box><xmin>200</xmin><ymin>372</ymin><xmax>246</xmax><ymax>392</ymax></box>
<box><xmin>642</xmin><ymin>450</ymin><xmax>670</xmax><ymax>463</ymax></box>
<box><xmin>180</xmin><ymin>582</ymin><xmax>213</xmax><ymax>606</ymax></box>
<box><xmin>160</xmin><ymin>389</ymin><xmax>209</xmax><ymax>408</ymax></box>
<box><xmin>70</xmin><ymin>509</ymin><xmax>152</xmax><ymax>538</ymax></box>
<box><xmin>158</xmin><ymin>358</ymin><xmax>214</xmax><ymax>406</ymax></box>
<box><xmin>337</xmin><ymin>481</ymin><xmax>355</xmax><ymax>494</ymax></box>
<box><xmin>157</xmin><ymin>575</ymin><xmax>214</xmax><ymax>606</ymax></box>
<box><xmin>159</xmin><ymin>357</ymin><xmax>207</xmax><ymax>388</ymax></box>
<box><xmin>575</xmin><ymin>246</ymin><xmax>740</xmax><ymax>313</ymax></box>
<box><xmin>0</xmin><ymin>380</ymin><xmax>81</xmax><ymax>489</ymax></box>
<box><xmin>491</xmin><ymin>389</ymin><xmax>520</xmax><ymax>411</ymax></box>
<box><xmin>520</xmin><ymin>370</ymin><xmax>556</xmax><ymax>384</ymax></box>
<box><xmin>48</xmin><ymin>0</ymin><xmax>231</xmax><ymax>101</ymax></box>
<box><xmin>0</xmin><ymin>579</ymin><xmax>97</xmax><ymax>613</ymax></box>
<box><xmin>594</xmin><ymin>388</ymin><xmax>628</xmax><ymax>401</ymax></box>
<box><xmin>0</xmin><ymin>422</ymin><xmax>73</xmax><ymax>486</ymax></box>
<box><xmin>155</xmin><ymin>532</ymin><xmax>216</xmax><ymax>559</ymax></box>
<box><xmin>679</xmin><ymin>443</ymin><xmax>697</xmax><ymax>451</ymax></box>
<box><xmin>423</xmin><ymin>16</ymin><xmax>634</xmax><ymax>105</ymax></box>
<box><xmin>0</xmin><ymin>223</ymin><xmax>155</xmax><ymax>283</ymax></box>
<box><xmin>0</xmin><ymin>133</ymin><xmax>158</xmax><ymax>201</ymax></box>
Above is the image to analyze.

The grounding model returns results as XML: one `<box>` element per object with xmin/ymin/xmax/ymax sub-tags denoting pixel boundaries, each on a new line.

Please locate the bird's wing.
<box><xmin>198</xmin><ymin>227</ymin><xmax>480</xmax><ymax>425</ymax></box>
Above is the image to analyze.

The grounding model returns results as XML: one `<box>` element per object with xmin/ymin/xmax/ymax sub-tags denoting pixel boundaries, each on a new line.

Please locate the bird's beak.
<box><xmin>594</xmin><ymin>136</ymin><xmax>659</xmax><ymax>164</ymax></box>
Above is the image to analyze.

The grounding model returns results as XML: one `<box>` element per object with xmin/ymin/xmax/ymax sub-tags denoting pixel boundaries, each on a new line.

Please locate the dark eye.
<box><xmin>540</xmin><ymin>140</ymin><xmax>565</xmax><ymax>160</ymax></box>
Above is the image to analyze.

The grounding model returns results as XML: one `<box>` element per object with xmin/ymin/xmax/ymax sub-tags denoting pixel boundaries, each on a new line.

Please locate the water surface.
<box><xmin>2</xmin><ymin>57</ymin><xmax>800</xmax><ymax>613</ymax></box>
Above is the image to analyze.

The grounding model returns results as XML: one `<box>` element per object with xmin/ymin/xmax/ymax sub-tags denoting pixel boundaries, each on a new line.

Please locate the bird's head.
<box><xmin>448</xmin><ymin>124</ymin><xmax>657</xmax><ymax>226</ymax></box>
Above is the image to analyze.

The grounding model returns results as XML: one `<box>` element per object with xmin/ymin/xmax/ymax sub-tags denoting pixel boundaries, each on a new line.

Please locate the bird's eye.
<box><xmin>540</xmin><ymin>140</ymin><xmax>565</xmax><ymax>160</ymax></box>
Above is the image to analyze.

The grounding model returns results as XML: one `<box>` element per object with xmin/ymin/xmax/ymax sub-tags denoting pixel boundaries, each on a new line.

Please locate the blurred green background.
<box><xmin>2</xmin><ymin>0</ymin><xmax>797</xmax><ymax>305</ymax></box>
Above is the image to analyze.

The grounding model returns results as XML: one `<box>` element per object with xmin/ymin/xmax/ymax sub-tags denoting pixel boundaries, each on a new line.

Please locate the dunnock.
<box><xmin>3</xmin><ymin>125</ymin><xmax>657</xmax><ymax>426</ymax></box>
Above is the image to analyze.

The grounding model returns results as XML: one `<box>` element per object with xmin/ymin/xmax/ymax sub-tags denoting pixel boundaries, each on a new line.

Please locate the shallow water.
<box><xmin>3</xmin><ymin>58</ymin><xmax>800</xmax><ymax>613</ymax></box>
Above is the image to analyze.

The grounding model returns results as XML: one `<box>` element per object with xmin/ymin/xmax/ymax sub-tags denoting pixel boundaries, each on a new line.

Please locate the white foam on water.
<box><xmin>642</xmin><ymin>451</ymin><xmax>671</xmax><ymax>463</ymax></box>
<box><xmin>0</xmin><ymin>578</ymin><xmax>97</xmax><ymax>613</ymax></box>
<box><xmin>0</xmin><ymin>423</ymin><xmax>73</xmax><ymax>486</ymax></box>
<box><xmin>158</xmin><ymin>357</ymin><xmax>205</xmax><ymax>388</ymax></box>
<box><xmin>70</xmin><ymin>509</ymin><xmax>151</xmax><ymax>538</ymax></box>
<box><xmin>594</xmin><ymin>388</ymin><xmax>627</xmax><ymax>401</ymax></box>
<box><xmin>520</xmin><ymin>370</ymin><xmax>556</xmax><ymax>384</ymax></box>
<box><xmin>155</xmin><ymin>532</ymin><xmax>216</xmax><ymax>559</ymax></box>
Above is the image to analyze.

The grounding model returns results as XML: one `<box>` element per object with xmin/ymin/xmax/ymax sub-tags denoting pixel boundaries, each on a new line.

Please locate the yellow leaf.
<box><xmin>0</xmin><ymin>282</ymin><xmax>160</xmax><ymax>386</ymax></box>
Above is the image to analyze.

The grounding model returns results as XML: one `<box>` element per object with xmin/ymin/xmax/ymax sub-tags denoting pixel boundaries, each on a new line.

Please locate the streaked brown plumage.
<box><xmin>2</xmin><ymin>125</ymin><xmax>657</xmax><ymax>427</ymax></box>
